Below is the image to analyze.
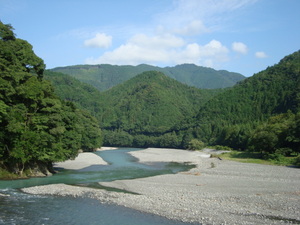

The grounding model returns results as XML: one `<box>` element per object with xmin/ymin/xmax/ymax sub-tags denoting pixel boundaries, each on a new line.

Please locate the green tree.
<box><xmin>0</xmin><ymin>21</ymin><xmax>102</xmax><ymax>177</ymax></box>
<box><xmin>187</xmin><ymin>139</ymin><xmax>205</xmax><ymax>150</ymax></box>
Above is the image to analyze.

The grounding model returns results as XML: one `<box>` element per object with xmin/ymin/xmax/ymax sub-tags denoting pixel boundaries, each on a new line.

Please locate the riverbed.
<box><xmin>0</xmin><ymin>148</ymin><xmax>197</xmax><ymax>225</ymax></box>
<box><xmin>22</xmin><ymin>148</ymin><xmax>300</xmax><ymax>225</ymax></box>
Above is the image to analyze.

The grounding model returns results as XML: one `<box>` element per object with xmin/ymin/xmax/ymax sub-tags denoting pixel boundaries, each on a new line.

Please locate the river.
<box><xmin>0</xmin><ymin>148</ymin><xmax>196</xmax><ymax>225</ymax></box>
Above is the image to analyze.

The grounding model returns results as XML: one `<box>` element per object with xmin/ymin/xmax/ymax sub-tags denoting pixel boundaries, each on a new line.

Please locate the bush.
<box><xmin>266</xmin><ymin>153</ymin><xmax>289</xmax><ymax>165</ymax></box>
<box><xmin>293</xmin><ymin>156</ymin><xmax>300</xmax><ymax>167</ymax></box>
<box><xmin>275</xmin><ymin>148</ymin><xmax>293</xmax><ymax>156</ymax></box>
<box><xmin>187</xmin><ymin>139</ymin><xmax>205</xmax><ymax>150</ymax></box>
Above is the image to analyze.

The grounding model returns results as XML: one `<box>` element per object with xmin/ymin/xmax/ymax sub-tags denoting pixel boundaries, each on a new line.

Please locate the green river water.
<box><xmin>0</xmin><ymin>148</ymin><xmax>197</xmax><ymax>225</ymax></box>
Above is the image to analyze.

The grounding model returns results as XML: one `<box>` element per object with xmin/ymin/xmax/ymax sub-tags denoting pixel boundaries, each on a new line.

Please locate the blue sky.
<box><xmin>1</xmin><ymin>0</ymin><xmax>299</xmax><ymax>77</ymax></box>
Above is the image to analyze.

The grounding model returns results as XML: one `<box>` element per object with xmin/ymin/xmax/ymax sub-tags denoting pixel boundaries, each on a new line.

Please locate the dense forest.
<box><xmin>97</xmin><ymin>71</ymin><xmax>223</xmax><ymax>147</ymax></box>
<box><xmin>0</xmin><ymin>22</ymin><xmax>102</xmax><ymax>178</ymax></box>
<box><xmin>45</xmin><ymin>70</ymin><xmax>222</xmax><ymax>148</ymax></box>
<box><xmin>51</xmin><ymin>63</ymin><xmax>245</xmax><ymax>91</ymax></box>
<box><xmin>191</xmin><ymin>51</ymin><xmax>300</xmax><ymax>154</ymax></box>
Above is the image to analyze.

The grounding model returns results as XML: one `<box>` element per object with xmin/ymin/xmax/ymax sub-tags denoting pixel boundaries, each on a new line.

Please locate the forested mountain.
<box><xmin>97</xmin><ymin>71</ymin><xmax>221</xmax><ymax>132</ymax></box>
<box><xmin>188</xmin><ymin>50</ymin><xmax>300</xmax><ymax>153</ymax></box>
<box><xmin>44</xmin><ymin>69</ymin><xmax>221</xmax><ymax>147</ymax></box>
<box><xmin>47</xmin><ymin>51</ymin><xmax>299</xmax><ymax>156</ymax></box>
<box><xmin>0</xmin><ymin>22</ymin><xmax>102</xmax><ymax>178</ymax></box>
<box><xmin>51</xmin><ymin>63</ymin><xmax>245</xmax><ymax>91</ymax></box>
<box><xmin>44</xmin><ymin>70</ymin><xmax>103</xmax><ymax>117</ymax></box>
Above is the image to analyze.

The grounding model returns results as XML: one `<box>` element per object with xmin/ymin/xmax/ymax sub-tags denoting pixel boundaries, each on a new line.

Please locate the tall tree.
<box><xmin>0</xmin><ymin>21</ymin><xmax>102</xmax><ymax>177</ymax></box>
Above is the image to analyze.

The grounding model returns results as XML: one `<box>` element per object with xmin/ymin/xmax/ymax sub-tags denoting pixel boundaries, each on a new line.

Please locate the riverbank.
<box><xmin>23</xmin><ymin>148</ymin><xmax>300</xmax><ymax>225</ymax></box>
<box><xmin>54</xmin><ymin>152</ymin><xmax>108</xmax><ymax>170</ymax></box>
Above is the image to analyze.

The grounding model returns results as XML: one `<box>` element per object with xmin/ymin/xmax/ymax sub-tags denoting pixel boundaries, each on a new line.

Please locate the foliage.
<box><xmin>44</xmin><ymin>70</ymin><xmax>103</xmax><ymax>117</ymax></box>
<box><xmin>219</xmin><ymin>151</ymin><xmax>296</xmax><ymax>166</ymax></box>
<box><xmin>192</xmin><ymin>50</ymin><xmax>300</xmax><ymax>153</ymax></box>
<box><xmin>0</xmin><ymin>22</ymin><xmax>102</xmax><ymax>177</ymax></box>
<box><xmin>97</xmin><ymin>71</ymin><xmax>221</xmax><ymax>136</ymax></box>
<box><xmin>187</xmin><ymin>139</ymin><xmax>205</xmax><ymax>150</ymax></box>
<box><xmin>293</xmin><ymin>156</ymin><xmax>300</xmax><ymax>167</ymax></box>
<box><xmin>51</xmin><ymin>63</ymin><xmax>245</xmax><ymax>91</ymax></box>
<box><xmin>249</xmin><ymin>112</ymin><xmax>300</xmax><ymax>155</ymax></box>
<box><xmin>103</xmin><ymin>130</ymin><xmax>133</xmax><ymax>147</ymax></box>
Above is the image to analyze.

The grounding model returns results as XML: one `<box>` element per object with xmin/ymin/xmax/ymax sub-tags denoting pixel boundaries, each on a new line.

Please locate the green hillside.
<box><xmin>190</xmin><ymin>50</ymin><xmax>300</xmax><ymax>152</ymax></box>
<box><xmin>51</xmin><ymin>63</ymin><xmax>245</xmax><ymax>91</ymax></box>
<box><xmin>92</xmin><ymin>71</ymin><xmax>221</xmax><ymax>147</ymax></box>
<box><xmin>44</xmin><ymin>70</ymin><xmax>103</xmax><ymax>117</ymax></box>
<box><xmin>97</xmin><ymin>71</ymin><xmax>221</xmax><ymax>133</ymax></box>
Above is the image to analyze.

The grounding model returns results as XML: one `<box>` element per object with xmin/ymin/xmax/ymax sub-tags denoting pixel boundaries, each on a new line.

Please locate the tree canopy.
<box><xmin>0</xmin><ymin>21</ymin><xmax>102</xmax><ymax>177</ymax></box>
<box><xmin>189</xmin><ymin>50</ymin><xmax>300</xmax><ymax>153</ymax></box>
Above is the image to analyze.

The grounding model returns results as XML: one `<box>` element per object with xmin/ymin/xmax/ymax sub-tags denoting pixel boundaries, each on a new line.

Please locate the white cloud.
<box><xmin>84</xmin><ymin>33</ymin><xmax>112</xmax><ymax>48</ymax></box>
<box><xmin>85</xmin><ymin>34</ymin><xmax>229</xmax><ymax>68</ymax></box>
<box><xmin>232</xmin><ymin>42</ymin><xmax>248</xmax><ymax>54</ymax></box>
<box><xmin>85</xmin><ymin>34</ymin><xmax>183</xmax><ymax>65</ymax></box>
<box><xmin>84</xmin><ymin>0</ymin><xmax>256</xmax><ymax>68</ymax></box>
<box><xmin>255</xmin><ymin>51</ymin><xmax>267</xmax><ymax>58</ymax></box>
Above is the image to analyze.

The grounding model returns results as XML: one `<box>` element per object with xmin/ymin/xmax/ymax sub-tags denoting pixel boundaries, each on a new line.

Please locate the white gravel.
<box><xmin>54</xmin><ymin>152</ymin><xmax>108</xmax><ymax>170</ymax></box>
<box><xmin>23</xmin><ymin>148</ymin><xmax>300</xmax><ymax>225</ymax></box>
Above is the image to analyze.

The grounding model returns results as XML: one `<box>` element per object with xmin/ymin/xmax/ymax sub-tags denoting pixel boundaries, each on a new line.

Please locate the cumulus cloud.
<box><xmin>85</xmin><ymin>34</ymin><xmax>183</xmax><ymax>65</ymax></box>
<box><xmin>84</xmin><ymin>33</ymin><xmax>112</xmax><ymax>48</ymax></box>
<box><xmin>255</xmin><ymin>51</ymin><xmax>267</xmax><ymax>58</ymax></box>
<box><xmin>232</xmin><ymin>42</ymin><xmax>248</xmax><ymax>54</ymax></box>
<box><xmin>177</xmin><ymin>40</ymin><xmax>229</xmax><ymax>66</ymax></box>
<box><xmin>85</xmin><ymin>33</ymin><xmax>229</xmax><ymax>68</ymax></box>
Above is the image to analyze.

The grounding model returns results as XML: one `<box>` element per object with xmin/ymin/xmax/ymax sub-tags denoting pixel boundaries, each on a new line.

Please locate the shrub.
<box><xmin>293</xmin><ymin>156</ymin><xmax>300</xmax><ymax>167</ymax></box>
<box><xmin>275</xmin><ymin>148</ymin><xmax>293</xmax><ymax>156</ymax></box>
<box><xmin>187</xmin><ymin>139</ymin><xmax>205</xmax><ymax>150</ymax></box>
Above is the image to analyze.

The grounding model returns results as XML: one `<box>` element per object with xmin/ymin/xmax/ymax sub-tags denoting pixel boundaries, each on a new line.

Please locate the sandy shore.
<box><xmin>23</xmin><ymin>148</ymin><xmax>300</xmax><ymax>225</ymax></box>
<box><xmin>129</xmin><ymin>148</ymin><xmax>211</xmax><ymax>163</ymax></box>
<box><xmin>54</xmin><ymin>152</ymin><xmax>108</xmax><ymax>170</ymax></box>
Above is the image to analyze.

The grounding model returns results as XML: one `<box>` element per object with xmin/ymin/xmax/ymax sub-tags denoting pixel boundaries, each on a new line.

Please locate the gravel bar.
<box><xmin>22</xmin><ymin>148</ymin><xmax>300</xmax><ymax>225</ymax></box>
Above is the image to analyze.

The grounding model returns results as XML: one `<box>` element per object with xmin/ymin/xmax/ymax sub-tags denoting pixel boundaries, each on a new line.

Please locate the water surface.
<box><xmin>0</xmin><ymin>148</ymin><xmax>196</xmax><ymax>225</ymax></box>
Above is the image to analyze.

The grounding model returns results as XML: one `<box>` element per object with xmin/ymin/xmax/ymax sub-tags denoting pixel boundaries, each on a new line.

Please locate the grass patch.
<box><xmin>0</xmin><ymin>168</ymin><xmax>31</xmax><ymax>180</ymax></box>
<box><xmin>0</xmin><ymin>168</ymin><xmax>19</xmax><ymax>180</ymax></box>
<box><xmin>219</xmin><ymin>151</ymin><xmax>297</xmax><ymax>166</ymax></box>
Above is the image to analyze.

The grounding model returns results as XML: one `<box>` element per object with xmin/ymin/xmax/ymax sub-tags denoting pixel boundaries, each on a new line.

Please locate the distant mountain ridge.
<box><xmin>51</xmin><ymin>64</ymin><xmax>245</xmax><ymax>91</ymax></box>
